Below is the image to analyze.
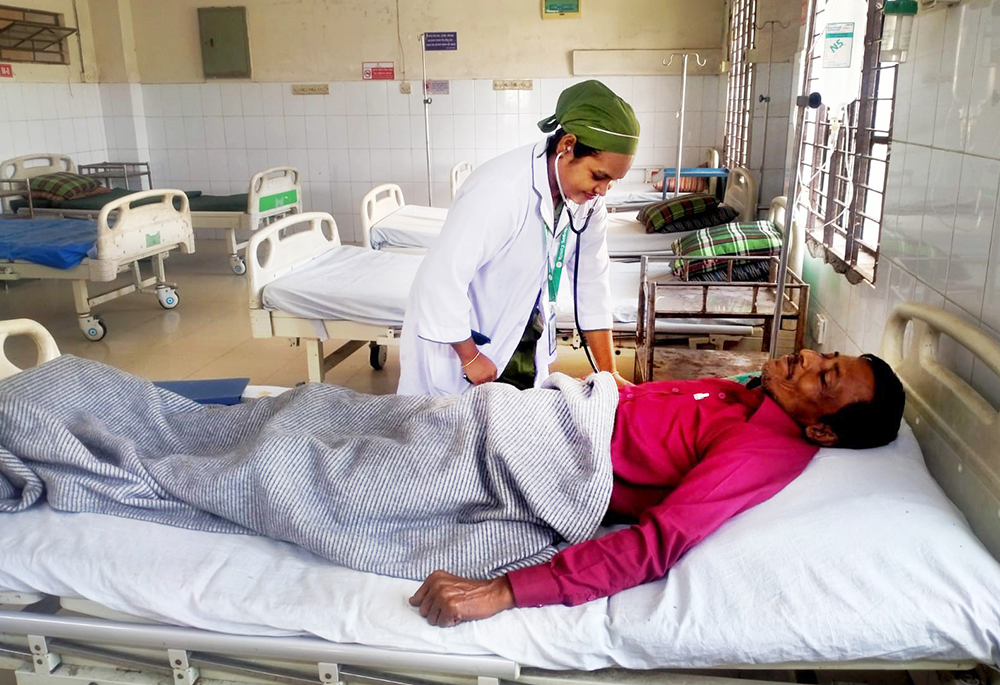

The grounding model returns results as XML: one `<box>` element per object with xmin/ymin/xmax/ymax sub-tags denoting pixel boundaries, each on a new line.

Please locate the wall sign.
<box><xmin>0</xmin><ymin>64</ymin><xmax>13</xmax><ymax>78</ymax></box>
<box><xmin>542</xmin><ymin>0</ymin><xmax>581</xmax><ymax>19</ymax></box>
<box><xmin>423</xmin><ymin>32</ymin><xmax>457</xmax><ymax>51</ymax></box>
<box><xmin>362</xmin><ymin>62</ymin><xmax>395</xmax><ymax>80</ymax></box>
<box><xmin>823</xmin><ymin>22</ymin><xmax>855</xmax><ymax>68</ymax></box>
<box><xmin>425</xmin><ymin>79</ymin><xmax>450</xmax><ymax>95</ymax></box>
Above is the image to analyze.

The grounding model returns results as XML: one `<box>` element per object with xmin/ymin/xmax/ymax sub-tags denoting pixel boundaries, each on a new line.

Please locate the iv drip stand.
<box><xmin>663</xmin><ymin>52</ymin><xmax>708</xmax><ymax>197</ymax></box>
<box><xmin>419</xmin><ymin>33</ymin><xmax>433</xmax><ymax>206</ymax></box>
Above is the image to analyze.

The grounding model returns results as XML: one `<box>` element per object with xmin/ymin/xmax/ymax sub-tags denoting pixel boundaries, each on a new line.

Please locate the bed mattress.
<box><xmin>0</xmin><ymin>218</ymin><xmax>96</xmax><ymax>269</ymax></box>
<box><xmin>11</xmin><ymin>189</ymin><xmax>247</xmax><ymax>213</ymax></box>
<box><xmin>1</xmin><ymin>422</ymin><xmax>998</xmax><ymax>670</ymax></box>
<box><xmin>369</xmin><ymin>206</ymin><xmax>688</xmax><ymax>258</ymax></box>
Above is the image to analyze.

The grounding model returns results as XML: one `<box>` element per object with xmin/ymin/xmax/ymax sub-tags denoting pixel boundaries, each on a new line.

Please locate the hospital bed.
<box><xmin>0</xmin><ymin>155</ymin><xmax>301</xmax><ymax>275</ymax></box>
<box><xmin>0</xmin><ymin>189</ymin><xmax>194</xmax><ymax>341</ymax></box>
<box><xmin>603</xmin><ymin>147</ymin><xmax>725</xmax><ymax>212</ymax></box>
<box><xmin>361</xmin><ymin>165</ymin><xmax>756</xmax><ymax>259</ymax></box>
<box><xmin>249</xmin><ymin>201</ymin><xmax>793</xmax><ymax>382</ymax></box>
<box><xmin>0</xmin><ymin>302</ymin><xmax>999</xmax><ymax>685</ymax></box>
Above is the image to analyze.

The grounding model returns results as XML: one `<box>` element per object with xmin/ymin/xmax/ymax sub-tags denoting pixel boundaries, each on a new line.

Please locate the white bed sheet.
<box><xmin>369</xmin><ymin>206</ymin><xmax>685</xmax><ymax>258</ymax></box>
<box><xmin>605</xmin><ymin>182</ymin><xmax>663</xmax><ymax>208</ymax></box>
<box><xmin>1</xmin><ymin>423</ymin><xmax>998</xmax><ymax>670</ymax></box>
<box><xmin>260</xmin><ymin>249</ymin><xmax>749</xmax><ymax>335</ymax></box>
<box><xmin>261</xmin><ymin>246</ymin><xmax>418</xmax><ymax>327</ymax></box>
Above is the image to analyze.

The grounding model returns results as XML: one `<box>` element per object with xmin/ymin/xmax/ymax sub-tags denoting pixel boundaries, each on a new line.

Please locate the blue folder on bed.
<box><xmin>152</xmin><ymin>377</ymin><xmax>250</xmax><ymax>406</ymax></box>
<box><xmin>0</xmin><ymin>218</ymin><xmax>97</xmax><ymax>270</ymax></box>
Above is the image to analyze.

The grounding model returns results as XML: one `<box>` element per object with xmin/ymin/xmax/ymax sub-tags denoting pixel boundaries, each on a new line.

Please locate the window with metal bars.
<box><xmin>794</xmin><ymin>0</ymin><xmax>896</xmax><ymax>285</ymax></box>
<box><xmin>724</xmin><ymin>0</ymin><xmax>757</xmax><ymax>169</ymax></box>
<box><xmin>0</xmin><ymin>5</ymin><xmax>77</xmax><ymax>65</ymax></box>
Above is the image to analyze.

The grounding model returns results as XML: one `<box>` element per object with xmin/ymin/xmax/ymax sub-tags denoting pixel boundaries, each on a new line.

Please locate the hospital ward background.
<box><xmin>1</xmin><ymin>0</ymin><xmax>1000</xmax><ymax>685</ymax></box>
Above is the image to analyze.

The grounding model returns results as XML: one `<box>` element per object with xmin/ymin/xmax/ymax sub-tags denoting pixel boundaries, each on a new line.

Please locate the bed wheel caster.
<box><xmin>80</xmin><ymin>317</ymin><xmax>107</xmax><ymax>341</ymax></box>
<box><xmin>369</xmin><ymin>343</ymin><xmax>387</xmax><ymax>370</ymax></box>
<box><xmin>157</xmin><ymin>286</ymin><xmax>180</xmax><ymax>309</ymax></box>
<box><xmin>230</xmin><ymin>257</ymin><xmax>246</xmax><ymax>275</ymax></box>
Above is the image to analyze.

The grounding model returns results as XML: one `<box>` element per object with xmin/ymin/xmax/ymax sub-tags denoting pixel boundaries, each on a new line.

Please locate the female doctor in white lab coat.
<box><xmin>398</xmin><ymin>80</ymin><xmax>640</xmax><ymax>396</ymax></box>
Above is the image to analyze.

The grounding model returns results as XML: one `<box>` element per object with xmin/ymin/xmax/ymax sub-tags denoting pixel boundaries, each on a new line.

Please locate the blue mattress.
<box><xmin>0</xmin><ymin>218</ymin><xmax>97</xmax><ymax>270</ymax></box>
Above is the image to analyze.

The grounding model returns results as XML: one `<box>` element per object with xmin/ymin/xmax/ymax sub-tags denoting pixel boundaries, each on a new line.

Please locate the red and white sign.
<box><xmin>0</xmin><ymin>64</ymin><xmax>13</xmax><ymax>78</ymax></box>
<box><xmin>362</xmin><ymin>61</ymin><xmax>394</xmax><ymax>80</ymax></box>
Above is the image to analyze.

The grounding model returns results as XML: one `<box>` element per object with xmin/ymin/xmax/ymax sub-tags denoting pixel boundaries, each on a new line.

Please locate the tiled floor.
<box><xmin>1</xmin><ymin>240</ymin><xmax>633</xmax><ymax>392</ymax></box>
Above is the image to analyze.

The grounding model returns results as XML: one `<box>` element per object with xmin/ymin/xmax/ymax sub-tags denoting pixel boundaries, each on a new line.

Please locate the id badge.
<box><xmin>547</xmin><ymin>302</ymin><xmax>558</xmax><ymax>356</ymax></box>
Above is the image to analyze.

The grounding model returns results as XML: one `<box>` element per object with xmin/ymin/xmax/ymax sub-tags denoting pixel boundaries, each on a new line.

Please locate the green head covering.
<box><xmin>537</xmin><ymin>80</ymin><xmax>640</xmax><ymax>156</ymax></box>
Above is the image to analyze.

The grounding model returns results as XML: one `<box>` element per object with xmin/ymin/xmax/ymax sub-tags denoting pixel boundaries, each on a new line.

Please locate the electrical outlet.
<box><xmin>291</xmin><ymin>83</ymin><xmax>329</xmax><ymax>95</ymax></box>
<box><xmin>493</xmin><ymin>79</ymin><xmax>533</xmax><ymax>91</ymax></box>
<box><xmin>813</xmin><ymin>313</ymin><xmax>828</xmax><ymax>346</ymax></box>
<box><xmin>399</xmin><ymin>81</ymin><xmax>411</xmax><ymax>95</ymax></box>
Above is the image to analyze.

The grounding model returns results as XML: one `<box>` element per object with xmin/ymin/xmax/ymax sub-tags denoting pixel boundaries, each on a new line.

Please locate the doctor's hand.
<box><xmin>462</xmin><ymin>353</ymin><xmax>498</xmax><ymax>385</ymax></box>
<box><xmin>409</xmin><ymin>570</ymin><xmax>515</xmax><ymax>627</ymax></box>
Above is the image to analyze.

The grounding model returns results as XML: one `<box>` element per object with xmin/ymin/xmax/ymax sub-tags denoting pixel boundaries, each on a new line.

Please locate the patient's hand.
<box><xmin>409</xmin><ymin>570</ymin><xmax>515</xmax><ymax>627</ymax></box>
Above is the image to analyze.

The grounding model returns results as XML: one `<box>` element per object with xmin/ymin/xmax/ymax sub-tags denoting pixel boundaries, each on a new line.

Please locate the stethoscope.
<box><xmin>553</xmin><ymin>150</ymin><xmax>599</xmax><ymax>374</ymax></box>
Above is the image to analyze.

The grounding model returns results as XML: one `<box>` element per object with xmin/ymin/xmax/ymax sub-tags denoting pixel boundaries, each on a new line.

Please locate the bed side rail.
<box><xmin>248</xmin><ymin>166</ymin><xmax>302</xmax><ymax>224</ymax></box>
<box><xmin>88</xmin><ymin>190</ymin><xmax>195</xmax><ymax>281</ymax></box>
<box><xmin>246</xmin><ymin>211</ymin><xmax>342</xmax><ymax>313</ymax></box>
<box><xmin>0</xmin><ymin>318</ymin><xmax>60</xmax><ymax>381</ymax></box>
<box><xmin>0</xmin><ymin>153</ymin><xmax>76</xmax><ymax>181</ymax></box>
<box><xmin>360</xmin><ymin>183</ymin><xmax>405</xmax><ymax>250</ymax></box>
<box><xmin>881</xmin><ymin>302</ymin><xmax>1000</xmax><ymax>561</ymax></box>
<box><xmin>724</xmin><ymin>166</ymin><xmax>756</xmax><ymax>222</ymax></box>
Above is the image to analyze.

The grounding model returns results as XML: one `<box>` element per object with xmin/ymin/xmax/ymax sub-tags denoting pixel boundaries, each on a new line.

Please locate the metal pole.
<box><xmin>674</xmin><ymin>54</ymin><xmax>688</xmax><ymax>198</ymax></box>
<box><xmin>768</xmin><ymin>2</ymin><xmax>817</xmax><ymax>358</ymax></box>
<box><xmin>419</xmin><ymin>34</ymin><xmax>433</xmax><ymax>206</ymax></box>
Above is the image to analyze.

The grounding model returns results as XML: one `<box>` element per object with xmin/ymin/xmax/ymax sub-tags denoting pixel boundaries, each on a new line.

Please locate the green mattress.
<box><xmin>11</xmin><ymin>189</ymin><xmax>248</xmax><ymax>214</ymax></box>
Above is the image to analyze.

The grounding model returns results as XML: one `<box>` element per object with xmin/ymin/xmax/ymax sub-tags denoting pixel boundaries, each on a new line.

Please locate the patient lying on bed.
<box><xmin>410</xmin><ymin>350</ymin><xmax>906</xmax><ymax>627</ymax></box>
<box><xmin>0</xmin><ymin>350</ymin><xmax>903</xmax><ymax>629</ymax></box>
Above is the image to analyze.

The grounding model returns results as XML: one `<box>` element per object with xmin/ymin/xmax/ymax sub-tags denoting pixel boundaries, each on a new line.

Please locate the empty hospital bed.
<box><xmin>361</xmin><ymin>165</ymin><xmax>756</xmax><ymax>258</ymax></box>
<box><xmin>0</xmin><ymin>189</ymin><xmax>194</xmax><ymax>341</ymax></box>
<box><xmin>248</xmin><ymin>201</ymin><xmax>795</xmax><ymax>382</ymax></box>
<box><xmin>0</xmin><ymin>155</ymin><xmax>301</xmax><ymax>275</ymax></box>
<box><xmin>0</xmin><ymin>303</ymin><xmax>998</xmax><ymax>685</ymax></box>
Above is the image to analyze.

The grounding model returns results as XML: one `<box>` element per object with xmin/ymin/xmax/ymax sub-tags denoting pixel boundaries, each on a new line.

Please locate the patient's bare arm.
<box><xmin>409</xmin><ymin>570</ymin><xmax>515</xmax><ymax>627</ymax></box>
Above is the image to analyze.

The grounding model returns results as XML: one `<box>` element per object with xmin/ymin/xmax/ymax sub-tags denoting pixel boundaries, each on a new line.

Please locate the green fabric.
<box><xmin>189</xmin><ymin>193</ymin><xmax>247</xmax><ymax>212</ymax></box>
<box><xmin>28</xmin><ymin>172</ymin><xmax>101</xmax><ymax>201</ymax></box>
<box><xmin>10</xmin><ymin>189</ymin><xmax>248</xmax><ymax>213</ymax></box>
<box><xmin>671</xmin><ymin>220</ymin><xmax>784</xmax><ymax>278</ymax></box>
<box><xmin>497</xmin><ymin>308</ymin><xmax>544</xmax><ymax>391</ymax></box>
<box><xmin>537</xmin><ymin>80</ymin><xmax>640</xmax><ymax>155</ymax></box>
<box><xmin>637</xmin><ymin>192</ymin><xmax>719</xmax><ymax>233</ymax></box>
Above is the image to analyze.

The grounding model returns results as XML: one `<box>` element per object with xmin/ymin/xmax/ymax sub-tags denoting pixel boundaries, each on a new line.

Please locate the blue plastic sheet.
<box><xmin>0</xmin><ymin>218</ymin><xmax>97</xmax><ymax>270</ymax></box>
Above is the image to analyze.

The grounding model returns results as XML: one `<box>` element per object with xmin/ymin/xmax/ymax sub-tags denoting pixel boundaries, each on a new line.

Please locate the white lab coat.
<box><xmin>398</xmin><ymin>140</ymin><xmax>614</xmax><ymax>396</ymax></box>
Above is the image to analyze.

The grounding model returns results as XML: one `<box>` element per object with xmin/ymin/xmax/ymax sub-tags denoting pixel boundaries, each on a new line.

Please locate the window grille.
<box><xmin>0</xmin><ymin>5</ymin><xmax>77</xmax><ymax>65</ymax></box>
<box><xmin>723</xmin><ymin>0</ymin><xmax>757</xmax><ymax>169</ymax></box>
<box><xmin>794</xmin><ymin>0</ymin><xmax>896</xmax><ymax>285</ymax></box>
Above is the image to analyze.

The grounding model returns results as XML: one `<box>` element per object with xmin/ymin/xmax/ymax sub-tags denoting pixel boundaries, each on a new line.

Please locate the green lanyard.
<box><xmin>543</xmin><ymin>206</ymin><xmax>570</xmax><ymax>304</ymax></box>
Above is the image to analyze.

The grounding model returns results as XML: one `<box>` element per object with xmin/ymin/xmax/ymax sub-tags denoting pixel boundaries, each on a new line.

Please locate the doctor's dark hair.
<box><xmin>545</xmin><ymin>128</ymin><xmax>599</xmax><ymax>158</ymax></box>
<box><xmin>820</xmin><ymin>353</ymin><xmax>906</xmax><ymax>449</ymax></box>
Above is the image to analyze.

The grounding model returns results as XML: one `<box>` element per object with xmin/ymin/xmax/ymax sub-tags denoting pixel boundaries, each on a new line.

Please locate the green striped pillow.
<box><xmin>637</xmin><ymin>192</ymin><xmax>718</xmax><ymax>233</ymax></box>
<box><xmin>671</xmin><ymin>220</ymin><xmax>783</xmax><ymax>278</ymax></box>
<box><xmin>28</xmin><ymin>172</ymin><xmax>102</xmax><ymax>202</ymax></box>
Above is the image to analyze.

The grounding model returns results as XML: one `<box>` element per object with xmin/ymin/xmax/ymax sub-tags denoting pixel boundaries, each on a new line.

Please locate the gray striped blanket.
<box><xmin>0</xmin><ymin>356</ymin><xmax>617</xmax><ymax>581</ymax></box>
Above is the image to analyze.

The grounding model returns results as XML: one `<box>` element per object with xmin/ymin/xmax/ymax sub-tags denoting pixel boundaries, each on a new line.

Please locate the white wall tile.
<box><xmin>369</xmin><ymin>115</ymin><xmax>391</xmax><ymax>150</ymax></box>
<box><xmin>219</xmin><ymin>84</ymin><xmax>243</xmax><ymax>116</ymax></box>
<box><xmin>284</xmin><ymin>116</ymin><xmax>307</xmax><ymax>149</ymax></box>
<box><xmin>184</xmin><ymin>116</ymin><xmax>207</xmax><ymax>151</ymax></box>
<box><xmin>894</xmin><ymin>144</ymin><xmax>931</xmax><ymax>276</ymax></box>
<box><xmin>243</xmin><ymin>116</ymin><xmax>266</xmax><ymax>149</ymax></box>
<box><xmin>370</xmin><ymin>149</ymin><xmax>392</xmax><ymax>184</ymax></box>
<box><xmin>496</xmin><ymin>90</ymin><xmax>518</xmax><ymax>115</ymax></box>
<box><xmin>180</xmin><ymin>85</ymin><xmax>202</xmax><ymax>117</ymax></box>
<box><xmin>326</xmin><ymin>116</ymin><xmax>348</xmax><ymax>150</ymax></box>
<box><xmin>906</xmin><ymin>9</ymin><xmax>946</xmax><ymax>146</ymax></box>
<box><xmin>344</xmin><ymin>82</ymin><xmax>367</xmax><ymax>116</ymax></box>
<box><xmin>966</xmin><ymin>1</ymin><xmax>1000</xmax><ymax>159</ymax></box>
<box><xmin>933</xmin><ymin>3</ymin><xmax>979</xmax><ymax>152</ymax></box>
<box><xmin>918</xmin><ymin>148</ymin><xmax>962</xmax><ymax>292</ymax></box>
<box><xmin>328</xmin><ymin>150</ymin><xmax>351</xmax><ymax>183</ymax></box>
<box><xmin>223</xmin><ymin>117</ymin><xmax>247</xmax><ymax>149</ymax></box>
<box><xmin>325</xmin><ymin>82</ymin><xmax>347</xmax><ymax>116</ymax></box>
<box><xmin>260</xmin><ymin>83</ymin><xmax>284</xmax><ymax>116</ymax></box>
<box><xmin>386</xmin><ymin>86</ymin><xmax>410</xmax><ymax>116</ymax></box>
<box><xmin>240</xmin><ymin>83</ymin><xmax>264</xmax><ymax>116</ymax></box>
<box><xmin>947</xmin><ymin>155</ymin><xmax>999</xmax><ymax>317</ymax></box>
<box><xmin>654</xmin><ymin>75</ymin><xmax>682</xmax><ymax>112</ymax></box>
<box><xmin>282</xmin><ymin>84</ymin><xmax>306</xmax><ymax>116</ymax></box>
<box><xmin>475</xmin><ymin>114</ymin><xmax>497</xmax><ymax>149</ymax></box>
<box><xmin>365</xmin><ymin>81</ymin><xmax>389</xmax><ymax>116</ymax></box>
<box><xmin>538</xmin><ymin>77</ymin><xmax>564</xmax><ymax>116</ymax></box>
<box><xmin>474</xmin><ymin>79</ymin><xmax>496</xmax><ymax>114</ymax></box>
<box><xmin>264</xmin><ymin>116</ymin><xmax>287</xmax><ymax>149</ymax></box>
<box><xmin>201</xmin><ymin>84</ymin><xmax>223</xmax><ymax>117</ymax></box>
<box><xmin>348</xmin><ymin>148</ymin><xmax>371</xmax><ymax>181</ymax></box>
<box><xmin>347</xmin><ymin>116</ymin><xmax>370</xmax><ymax>148</ymax></box>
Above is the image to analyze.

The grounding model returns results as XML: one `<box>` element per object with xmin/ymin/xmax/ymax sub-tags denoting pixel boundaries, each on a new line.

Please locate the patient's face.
<box><xmin>761</xmin><ymin>350</ymin><xmax>875</xmax><ymax>428</ymax></box>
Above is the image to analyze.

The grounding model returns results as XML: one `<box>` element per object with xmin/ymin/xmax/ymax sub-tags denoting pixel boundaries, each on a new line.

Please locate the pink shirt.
<box><xmin>507</xmin><ymin>378</ymin><xmax>818</xmax><ymax>608</ymax></box>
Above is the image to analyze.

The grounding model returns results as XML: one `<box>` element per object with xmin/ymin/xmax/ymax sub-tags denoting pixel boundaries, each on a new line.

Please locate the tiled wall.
<box><xmin>135</xmin><ymin>75</ymin><xmax>725</xmax><ymax>243</ymax></box>
<box><xmin>803</xmin><ymin>0</ymin><xmax>1000</xmax><ymax>407</ymax></box>
<box><xmin>749</xmin><ymin>62</ymin><xmax>794</xmax><ymax>217</ymax></box>
<box><xmin>0</xmin><ymin>82</ymin><xmax>108</xmax><ymax>172</ymax></box>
